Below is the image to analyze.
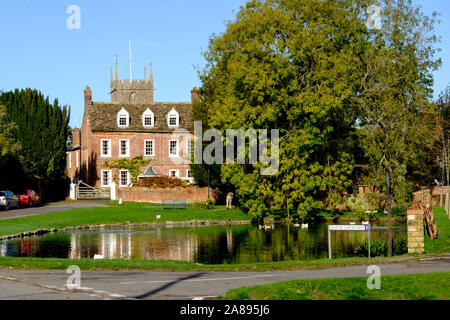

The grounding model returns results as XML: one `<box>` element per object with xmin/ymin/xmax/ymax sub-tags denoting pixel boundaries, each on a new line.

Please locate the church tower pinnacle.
<box><xmin>110</xmin><ymin>56</ymin><xmax>154</xmax><ymax>104</ymax></box>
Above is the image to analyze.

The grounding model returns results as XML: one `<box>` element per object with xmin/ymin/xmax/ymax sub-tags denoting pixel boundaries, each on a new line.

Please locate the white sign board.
<box><xmin>328</xmin><ymin>224</ymin><xmax>371</xmax><ymax>259</ymax></box>
<box><xmin>329</xmin><ymin>225</ymin><xmax>369</xmax><ymax>231</ymax></box>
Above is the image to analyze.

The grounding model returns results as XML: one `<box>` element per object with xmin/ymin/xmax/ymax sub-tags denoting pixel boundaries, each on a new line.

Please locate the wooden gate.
<box><xmin>76</xmin><ymin>181</ymin><xmax>110</xmax><ymax>200</ymax></box>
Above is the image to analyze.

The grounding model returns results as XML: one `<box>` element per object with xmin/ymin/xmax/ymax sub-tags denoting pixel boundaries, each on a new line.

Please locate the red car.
<box><xmin>19</xmin><ymin>190</ymin><xmax>40</xmax><ymax>207</ymax></box>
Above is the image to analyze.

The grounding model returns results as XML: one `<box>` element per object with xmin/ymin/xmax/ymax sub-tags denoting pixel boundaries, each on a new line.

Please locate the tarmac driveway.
<box><xmin>0</xmin><ymin>200</ymin><xmax>109</xmax><ymax>220</ymax></box>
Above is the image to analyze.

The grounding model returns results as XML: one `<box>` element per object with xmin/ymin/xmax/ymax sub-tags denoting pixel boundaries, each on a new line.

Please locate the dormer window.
<box><xmin>142</xmin><ymin>108</ymin><xmax>154</xmax><ymax>128</ymax></box>
<box><xmin>117</xmin><ymin>108</ymin><xmax>129</xmax><ymax>128</ymax></box>
<box><xmin>167</xmin><ymin>108</ymin><xmax>179</xmax><ymax>128</ymax></box>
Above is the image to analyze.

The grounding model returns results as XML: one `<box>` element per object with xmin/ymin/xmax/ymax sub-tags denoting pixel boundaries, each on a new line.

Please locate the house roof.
<box><xmin>86</xmin><ymin>102</ymin><xmax>193</xmax><ymax>132</ymax></box>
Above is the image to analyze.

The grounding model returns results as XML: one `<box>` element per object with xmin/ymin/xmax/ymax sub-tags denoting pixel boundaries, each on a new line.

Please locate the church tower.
<box><xmin>110</xmin><ymin>57</ymin><xmax>154</xmax><ymax>104</ymax></box>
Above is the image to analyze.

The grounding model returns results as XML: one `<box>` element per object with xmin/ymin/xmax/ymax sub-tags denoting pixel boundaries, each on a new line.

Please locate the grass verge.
<box><xmin>425</xmin><ymin>207</ymin><xmax>450</xmax><ymax>254</ymax></box>
<box><xmin>0</xmin><ymin>206</ymin><xmax>249</xmax><ymax>237</ymax></box>
<box><xmin>219</xmin><ymin>272</ymin><xmax>450</xmax><ymax>300</ymax></box>
<box><xmin>103</xmin><ymin>200</ymin><xmax>161</xmax><ymax>207</ymax></box>
<box><xmin>0</xmin><ymin>255</ymin><xmax>421</xmax><ymax>271</ymax></box>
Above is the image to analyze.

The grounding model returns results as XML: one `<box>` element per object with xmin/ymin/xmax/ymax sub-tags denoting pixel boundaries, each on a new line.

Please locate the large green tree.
<box><xmin>356</xmin><ymin>0</ymin><xmax>440</xmax><ymax>255</ymax></box>
<box><xmin>195</xmin><ymin>0</ymin><xmax>371</xmax><ymax>218</ymax></box>
<box><xmin>0</xmin><ymin>89</ymin><xmax>70</xmax><ymax>200</ymax></box>
<box><xmin>195</xmin><ymin>0</ymin><xmax>439</xmax><ymax>224</ymax></box>
<box><xmin>434</xmin><ymin>85</ymin><xmax>450</xmax><ymax>190</ymax></box>
<box><xmin>0</xmin><ymin>103</ymin><xmax>25</xmax><ymax>191</ymax></box>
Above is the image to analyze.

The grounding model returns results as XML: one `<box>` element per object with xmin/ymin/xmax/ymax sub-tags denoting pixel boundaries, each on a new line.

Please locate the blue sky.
<box><xmin>0</xmin><ymin>0</ymin><xmax>449</xmax><ymax>128</ymax></box>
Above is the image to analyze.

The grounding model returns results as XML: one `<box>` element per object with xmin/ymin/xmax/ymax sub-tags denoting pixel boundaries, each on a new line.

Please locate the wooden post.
<box><xmin>385</xmin><ymin>168</ymin><xmax>392</xmax><ymax>257</ymax></box>
<box><xmin>447</xmin><ymin>189</ymin><xmax>450</xmax><ymax>219</ymax></box>
<box><xmin>446</xmin><ymin>190</ymin><xmax>449</xmax><ymax>216</ymax></box>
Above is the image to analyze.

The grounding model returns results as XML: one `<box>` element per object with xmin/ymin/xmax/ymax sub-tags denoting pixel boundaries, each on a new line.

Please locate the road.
<box><xmin>0</xmin><ymin>255</ymin><xmax>449</xmax><ymax>300</ymax></box>
<box><xmin>0</xmin><ymin>200</ymin><xmax>108</xmax><ymax>220</ymax></box>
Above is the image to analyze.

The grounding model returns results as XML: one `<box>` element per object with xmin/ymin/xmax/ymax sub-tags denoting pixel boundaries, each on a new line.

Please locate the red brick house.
<box><xmin>67</xmin><ymin>63</ymin><xmax>196</xmax><ymax>189</ymax></box>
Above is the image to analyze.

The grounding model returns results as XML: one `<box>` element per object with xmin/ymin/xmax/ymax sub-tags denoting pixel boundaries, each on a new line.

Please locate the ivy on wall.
<box><xmin>104</xmin><ymin>156</ymin><xmax>151</xmax><ymax>183</ymax></box>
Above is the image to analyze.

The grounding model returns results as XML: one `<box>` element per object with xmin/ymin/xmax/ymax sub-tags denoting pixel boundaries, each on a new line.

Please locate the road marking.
<box><xmin>119</xmin><ymin>274</ymin><xmax>276</xmax><ymax>285</ymax></box>
<box><xmin>94</xmin><ymin>290</ymin><xmax>109</xmax><ymax>294</ymax></box>
<box><xmin>0</xmin><ymin>273</ymin><xmax>127</xmax><ymax>300</ymax></box>
<box><xmin>191</xmin><ymin>296</ymin><xmax>216</xmax><ymax>300</ymax></box>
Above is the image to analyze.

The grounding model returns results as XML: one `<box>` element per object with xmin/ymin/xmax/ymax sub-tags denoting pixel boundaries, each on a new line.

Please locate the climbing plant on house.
<box><xmin>104</xmin><ymin>156</ymin><xmax>151</xmax><ymax>183</ymax></box>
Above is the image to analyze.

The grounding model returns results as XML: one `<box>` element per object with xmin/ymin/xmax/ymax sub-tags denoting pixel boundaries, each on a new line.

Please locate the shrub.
<box><xmin>189</xmin><ymin>199</ymin><xmax>215</xmax><ymax>209</ymax></box>
<box><xmin>39</xmin><ymin>232</ymin><xmax>71</xmax><ymax>258</ymax></box>
<box><xmin>137</xmin><ymin>176</ymin><xmax>188</xmax><ymax>188</ymax></box>
<box><xmin>354</xmin><ymin>236</ymin><xmax>408</xmax><ymax>257</ymax></box>
<box><xmin>347</xmin><ymin>194</ymin><xmax>369</xmax><ymax>215</ymax></box>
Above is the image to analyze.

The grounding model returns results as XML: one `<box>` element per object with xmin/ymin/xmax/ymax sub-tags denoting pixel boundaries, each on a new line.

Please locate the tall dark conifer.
<box><xmin>0</xmin><ymin>89</ymin><xmax>70</xmax><ymax>200</ymax></box>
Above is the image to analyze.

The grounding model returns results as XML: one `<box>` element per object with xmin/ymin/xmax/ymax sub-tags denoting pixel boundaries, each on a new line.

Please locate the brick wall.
<box><xmin>66</xmin><ymin>149</ymin><xmax>80</xmax><ymax>182</ymax></box>
<box><xmin>89</xmin><ymin>131</ymin><xmax>193</xmax><ymax>187</ymax></box>
<box><xmin>117</xmin><ymin>186</ymin><xmax>220</xmax><ymax>203</ymax></box>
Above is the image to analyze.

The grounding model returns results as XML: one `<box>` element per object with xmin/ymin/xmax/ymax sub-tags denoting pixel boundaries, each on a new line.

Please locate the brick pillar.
<box><xmin>407</xmin><ymin>208</ymin><xmax>425</xmax><ymax>254</ymax></box>
<box><xmin>84</xmin><ymin>86</ymin><xmax>92</xmax><ymax>108</ymax></box>
<box><xmin>72</xmin><ymin>128</ymin><xmax>80</xmax><ymax>146</ymax></box>
<box><xmin>191</xmin><ymin>87</ymin><xmax>199</xmax><ymax>102</ymax></box>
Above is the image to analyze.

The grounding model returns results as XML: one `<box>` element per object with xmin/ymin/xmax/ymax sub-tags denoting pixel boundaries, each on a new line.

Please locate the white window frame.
<box><xmin>119</xmin><ymin>170</ymin><xmax>129</xmax><ymax>187</ymax></box>
<box><xmin>101</xmin><ymin>170</ymin><xmax>112</xmax><ymax>187</ymax></box>
<box><xmin>186</xmin><ymin>169</ymin><xmax>192</xmax><ymax>178</ymax></box>
<box><xmin>144</xmin><ymin>139</ymin><xmax>155</xmax><ymax>156</ymax></box>
<box><xmin>169</xmin><ymin>139</ymin><xmax>178</xmax><ymax>158</ymax></box>
<box><xmin>142</xmin><ymin>108</ymin><xmax>154</xmax><ymax>128</ymax></box>
<box><xmin>68</xmin><ymin>153</ymin><xmax>72</xmax><ymax>169</ymax></box>
<box><xmin>169</xmin><ymin>169</ymin><xmax>179</xmax><ymax>178</ymax></box>
<box><xmin>76</xmin><ymin>152</ymin><xmax>79</xmax><ymax>168</ymax></box>
<box><xmin>186</xmin><ymin>140</ymin><xmax>193</xmax><ymax>156</ymax></box>
<box><xmin>117</xmin><ymin>108</ymin><xmax>129</xmax><ymax>128</ymax></box>
<box><xmin>100</xmin><ymin>139</ymin><xmax>111</xmax><ymax>158</ymax></box>
<box><xmin>119</xmin><ymin>139</ymin><xmax>130</xmax><ymax>157</ymax></box>
<box><xmin>167</xmin><ymin>108</ymin><xmax>179</xmax><ymax>128</ymax></box>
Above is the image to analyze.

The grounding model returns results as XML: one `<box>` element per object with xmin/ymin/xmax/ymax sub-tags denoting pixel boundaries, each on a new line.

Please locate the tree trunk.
<box><xmin>385</xmin><ymin>167</ymin><xmax>392</xmax><ymax>257</ymax></box>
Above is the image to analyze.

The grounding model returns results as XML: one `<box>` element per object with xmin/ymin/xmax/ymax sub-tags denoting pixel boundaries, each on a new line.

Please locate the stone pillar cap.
<box><xmin>407</xmin><ymin>208</ymin><xmax>424</xmax><ymax>215</ymax></box>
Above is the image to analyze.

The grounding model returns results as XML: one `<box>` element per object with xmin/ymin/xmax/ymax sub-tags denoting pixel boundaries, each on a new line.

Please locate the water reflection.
<box><xmin>0</xmin><ymin>222</ymin><xmax>406</xmax><ymax>264</ymax></box>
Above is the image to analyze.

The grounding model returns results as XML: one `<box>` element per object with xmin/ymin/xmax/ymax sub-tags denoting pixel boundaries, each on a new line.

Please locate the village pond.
<box><xmin>0</xmin><ymin>222</ymin><xmax>406</xmax><ymax>264</ymax></box>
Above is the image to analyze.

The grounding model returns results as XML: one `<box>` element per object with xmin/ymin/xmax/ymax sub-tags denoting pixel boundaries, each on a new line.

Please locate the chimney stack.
<box><xmin>84</xmin><ymin>86</ymin><xmax>92</xmax><ymax>108</ymax></box>
<box><xmin>191</xmin><ymin>86</ymin><xmax>199</xmax><ymax>102</ymax></box>
<box><xmin>72</xmin><ymin>128</ymin><xmax>81</xmax><ymax>146</ymax></box>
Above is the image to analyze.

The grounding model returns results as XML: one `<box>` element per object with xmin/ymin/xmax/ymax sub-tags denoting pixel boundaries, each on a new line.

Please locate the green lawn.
<box><xmin>104</xmin><ymin>200</ymin><xmax>161</xmax><ymax>207</ymax></box>
<box><xmin>0</xmin><ymin>255</ymin><xmax>419</xmax><ymax>271</ymax></box>
<box><xmin>220</xmin><ymin>272</ymin><xmax>450</xmax><ymax>300</ymax></box>
<box><xmin>425</xmin><ymin>207</ymin><xmax>450</xmax><ymax>254</ymax></box>
<box><xmin>0</xmin><ymin>206</ymin><xmax>250</xmax><ymax>237</ymax></box>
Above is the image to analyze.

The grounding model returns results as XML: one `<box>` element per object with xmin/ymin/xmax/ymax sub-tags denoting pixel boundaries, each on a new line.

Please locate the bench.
<box><xmin>161</xmin><ymin>199</ymin><xmax>187</xmax><ymax>209</ymax></box>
